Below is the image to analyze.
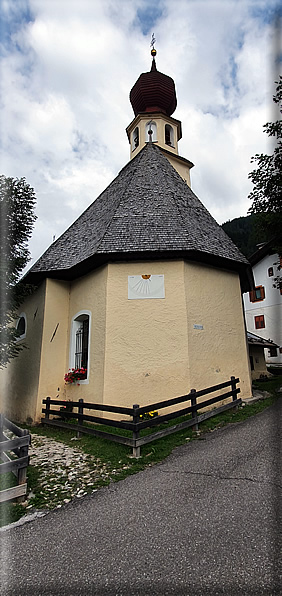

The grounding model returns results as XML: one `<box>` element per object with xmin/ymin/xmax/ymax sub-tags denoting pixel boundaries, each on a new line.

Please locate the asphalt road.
<box><xmin>1</xmin><ymin>399</ymin><xmax>281</xmax><ymax>596</ymax></box>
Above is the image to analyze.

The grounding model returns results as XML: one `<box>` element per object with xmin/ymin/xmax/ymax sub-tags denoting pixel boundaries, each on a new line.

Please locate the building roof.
<box><xmin>248</xmin><ymin>239</ymin><xmax>278</xmax><ymax>266</ymax></box>
<box><xmin>130</xmin><ymin>58</ymin><xmax>177</xmax><ymax>116</ymax></box>
<box><xmin>247</xmin><ymin>331</ymin><xmax>279</xmax><ymax>348</ymax></box>
<box><xmin>26</xmin><ymin>142</ymin><xmax>252</xmax><ymax>290</ymax></box>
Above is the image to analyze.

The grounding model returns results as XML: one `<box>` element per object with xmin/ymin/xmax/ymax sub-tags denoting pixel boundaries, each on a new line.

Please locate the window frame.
<box><xmin>15</xmin><ymin>312</ymin><xmax>27</xmax><ymax>341</ymax></box>
<box><xmin>146</xmin><ymin>121</ymin><xmax>157</xmax><ymax>142</ymax></box>
<box><xmin>268</xmin><ymin>347</ymin><xmax>278</xmax><ymax>358</ymax></box>
<box><xmin>254</xmin><ymin>315</ymin><xmax>265</xmax><ymax>329</ymax></box>
<box><xmin>165</xmin><ymin>124</ymin><xmax>174</xmax><ymax>147</ymax></box>
<box><xmin>249</xmin><ymin>285</ymin><xmax>265</xmax><ymax>303</ymax></box>
<box><xmin>69</xmin><ymin>310</ymin><xmax>91</xmax><ymax>383</ymax></box>
<box><xmin>132</xmin><ymin>126</ymin><xmax>139</xmax><ymax>150</ymax></box>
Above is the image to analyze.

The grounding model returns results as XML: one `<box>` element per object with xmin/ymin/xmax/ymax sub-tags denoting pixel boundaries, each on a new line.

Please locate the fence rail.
<box><xmin>42</xmin><ymin>376</ymin><xmax>241</xmax><ymax>457</ymax></box>
<box><xmin>0</xmin><ymin>415</ymin><xmax>30</xmax><ymax>503</ymax></box>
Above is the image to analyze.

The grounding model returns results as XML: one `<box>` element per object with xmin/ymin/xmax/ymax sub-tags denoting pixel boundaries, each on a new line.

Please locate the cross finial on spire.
<box><xmin>150</xmin><ymin>32</ymin><xmax>157</xmax><ymax>66</ymax></box>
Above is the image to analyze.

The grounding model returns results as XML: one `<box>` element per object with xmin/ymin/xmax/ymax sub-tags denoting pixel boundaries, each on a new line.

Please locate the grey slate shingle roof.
<box><xmin>28</xmin><ymin>143</ymin><xmax>251</xmax><ymax>288</ymax></box>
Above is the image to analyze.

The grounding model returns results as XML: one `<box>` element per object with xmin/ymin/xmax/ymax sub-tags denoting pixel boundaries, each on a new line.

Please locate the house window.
<box><xmin>132</xmin><ymin>127</ymin><xmax>139</xmax><ymax>150</ymax></box>
<box><xmin>75</xmin><ymin>319</ymin><xmax>89</xmax><ymax>369</ymax></box>
<box><xmin>146</xmin><ymin>121</ymin><xmax>157</xmax><ymax>142</ymax></box>
<box><xmin>70</xmin><ymin>311</ymin><xmax>91</xmax><ymax>381</ymax></box>
<box><xmin>268</xmin><ymin>347</ymin><xmax>277</xmax><ymax>357</ymax></box>
<box><xmin>16</xmin><ymin>313</ymin><xmax>27</xmax><ymax>341</ymax></box>
<box><xmin>165</xmin><ymin>124</ymin><xmax>174</xmax><ymax>147</ymax></box>
<box><xmin>249</xmin><ymin>286</ymin><xmax>265</xmax><ymax>302</ymax></box>
<box><xmin>255</xmin><ymin>315</ymin><xmax>265</xmax><ymax>329</ymax></box>
<box><xmin>268</xmin><ymin>267</ymin><xmax>273</xmax><ymax>277</ymax></box>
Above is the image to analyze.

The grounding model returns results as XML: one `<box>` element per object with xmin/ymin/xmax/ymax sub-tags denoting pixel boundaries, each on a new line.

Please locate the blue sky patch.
<box><xmin>0</xmin><ymin>0</ymin><xmax>34</xmax><ymax>52</ymax></box>
<box><xmin>136</xmin><ymin>0</ymin><xmax>164</xmax><ymax>35</ymax></box>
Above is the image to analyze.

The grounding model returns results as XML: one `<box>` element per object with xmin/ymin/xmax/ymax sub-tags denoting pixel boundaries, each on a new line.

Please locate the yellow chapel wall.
<box><xmin>163</xmin><ymin>153</ymin><xmax>191</xmax><ymax>186</ymax></box>
<box><xmin>129</xmin><ymin>113</ymin><xmax>179</xmax><ymax>159</ymax></box>
<box><xmin>34</xmin><ymin>278</ymin><xmax>70</xmax><ymax>421</ymax></box>
<box><xmin>100</xmin><ymin>260</ymin><xmax>251</xmax><ymax>412</ymax></box>
<box><xmin>63</xmin><ymin>265</ymin><xmax>108</xmax><ymax>406</ymax></box>
<box><xmin>184</xmin><ymin>261</ymin><xmax>252</xmax><ymax>401</ymax></box>
<box><xmin>102</xmin><ymin>260</ymin><xmax>190</xmax><ymax>409</ymax></box>
<box><xmin>0</xmin><ymin>281</ymin><xmax>46</xmax><ymax>423</ymax></box>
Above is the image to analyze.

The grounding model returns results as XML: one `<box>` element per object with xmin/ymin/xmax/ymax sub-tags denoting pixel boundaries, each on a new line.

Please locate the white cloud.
<box><xmin>0</xmin><ymin>0</ymin><xmax>280</xmax><ymax>268</ymax></box>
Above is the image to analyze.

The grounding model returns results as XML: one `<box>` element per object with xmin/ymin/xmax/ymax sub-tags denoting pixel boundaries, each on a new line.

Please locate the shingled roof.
<box><xmin>26</xmin><ymin>143</ymin><xmax>252</xmax><ymax>291</ymax></box>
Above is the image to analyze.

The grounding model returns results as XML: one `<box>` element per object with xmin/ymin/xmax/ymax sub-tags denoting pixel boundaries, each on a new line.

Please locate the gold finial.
<box><xmin>150</xmin><ymin>33</ymin><xmax>157</xmax><ymax>57</ymax></box>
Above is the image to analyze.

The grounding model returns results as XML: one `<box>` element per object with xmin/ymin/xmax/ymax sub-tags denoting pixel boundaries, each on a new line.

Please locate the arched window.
<box><xmin>69</xmin><ymin>311</ymin><xmax>91</xmax><ymax>381</ymax></box>
<box><xmin>165</xmin><ymin>124</ymin><xmax>174</xmax><ymax>146</ymax></box>
<box><xmin>16</xmin><ymin>313</ymin><xmax>27</xmax><ymax>341</ymax></box>
<box><xmin>132</xmin><ymin>127</ymin><xmax>139</xmax><ymax>150</ymax></box>
<box><xmin>146</xmin><ymin>121</ymin><xmax>157</xmax><ymax>142</ymax></box>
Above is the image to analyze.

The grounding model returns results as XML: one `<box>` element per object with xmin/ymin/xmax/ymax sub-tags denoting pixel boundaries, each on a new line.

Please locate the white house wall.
<box><xmin>243</xmin><ymin>253</ymin><xmax>282</xmax><ymax>366</ymax></box>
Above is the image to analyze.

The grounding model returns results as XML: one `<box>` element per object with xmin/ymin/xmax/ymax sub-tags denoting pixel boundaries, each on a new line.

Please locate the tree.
<box><xmin>221</xmin><ymin>214</ymin><xmax>269</xmax><ymax>258</ymax></box>
<box><xmin>0</xmin><ymin>176</ymin><xmax>37</xmax><ymax>367</ymax></box>
<box><xmin>248</xmin><ymin>76</ymin><xmax>282</xmax><ymax>256</ymax></box>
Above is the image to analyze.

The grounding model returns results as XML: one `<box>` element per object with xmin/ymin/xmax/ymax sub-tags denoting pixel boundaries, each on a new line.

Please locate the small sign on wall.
<box><xmin>128</xmin><ymin>275</ymin><xmax>165</xmax><ymax>300</ymax></box>
<box><xmin>193</xmin><ymin>324</ymin><xmax>204</xmax><ymax>330</ymax></box>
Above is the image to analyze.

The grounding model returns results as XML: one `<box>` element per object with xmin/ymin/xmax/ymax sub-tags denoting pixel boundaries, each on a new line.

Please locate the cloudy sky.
<box><xmin>0</xmin><ymin>0</ymin><xmax>281</xmax><ymax>270</ymax></box>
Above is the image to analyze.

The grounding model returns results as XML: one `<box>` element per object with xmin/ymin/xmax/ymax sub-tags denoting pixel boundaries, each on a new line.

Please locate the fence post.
<box><xmin>0</xmin><ymin>413</ymin><xmax>4</xmax><ymax>442</ymax></box>
<box><xmin>45</xmin><ymin>396</ymin><xmax>51</xmax><ymax>420</ymax></box>
<box><xmin>191</xmin><ymin>389</ymin><xmax>199</xmax><ymax>431</ymax></box>
<box><xmin>77</xmin><ymin>399</ymin><xmax>84</xmax><ymax>438</ymax></box>
<box><xmin>231</xmin><ymin>376</ymin><xmax>238</xmax><ymax>410</ymax></box>
<box><xmin>132</xmin><ymin>404</ymin><xmax>141</xmax><ymax>458</ymax></box>
<box><xmin>231</xmin><ymin>376</ymin><xmax>237</xmax><ymax>401</ymax></box>
<box><xmin>17</xmin><ymin>429</ymin><xmax>29</xmax><ymax>503</ymax></box>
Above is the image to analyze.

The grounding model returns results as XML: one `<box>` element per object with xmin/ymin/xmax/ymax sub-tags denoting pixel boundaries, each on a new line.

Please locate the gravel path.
<box><xmin>26</xmin><ymin>434</ymin><xmax>130</xmax><ymax>510</ymax></box>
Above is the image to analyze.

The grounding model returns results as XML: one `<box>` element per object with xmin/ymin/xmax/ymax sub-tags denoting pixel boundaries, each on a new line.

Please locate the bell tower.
<box><xmin>126</xmin><ymin>39</ymin><xmax>194</xmax><ymax>186</ymax></box>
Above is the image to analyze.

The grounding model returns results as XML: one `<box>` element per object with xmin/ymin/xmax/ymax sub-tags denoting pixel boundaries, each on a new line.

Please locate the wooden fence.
<box><xmin>0</xmin><ymin>415</ymin><xmax>30</xmax><ymax>503</ymax></box>
<box><xmin>42</xmin><ymin>376</ymin><xmax>241</xmax><ymax>457</ymax></box>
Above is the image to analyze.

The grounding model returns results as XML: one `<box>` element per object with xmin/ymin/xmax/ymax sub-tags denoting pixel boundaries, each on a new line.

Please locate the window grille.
<box><xmin>74</xmin><ymin>319</ymin><xmax>89</xmax><ymax>370</ymax></box>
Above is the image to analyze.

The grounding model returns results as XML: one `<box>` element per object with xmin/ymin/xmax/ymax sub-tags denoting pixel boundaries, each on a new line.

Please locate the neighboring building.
<box><xmin>243</xmin><ymin>241</ymin><xmax>282</xmax><ymax>368</ymax></box>
<box><xmin>247</xmin><ymin>331</ymin><xmax>279</xmax><ymax>380</ymax></box>
<box><xmin>0</xmin><ymin>48</ymin><xmax>253</xmax><ymax>424</ymax></box>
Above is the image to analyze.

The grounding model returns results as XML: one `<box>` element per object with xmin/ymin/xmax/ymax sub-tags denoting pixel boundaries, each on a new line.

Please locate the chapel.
<box><xmin>1</xmin><ymin>45</ymin><xmax>253</xmax><ymax>423</ymax></box>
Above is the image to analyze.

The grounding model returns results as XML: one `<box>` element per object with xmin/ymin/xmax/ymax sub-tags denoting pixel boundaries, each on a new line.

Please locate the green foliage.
<box><xmin>248</xmin><ymin>77</ymin><xmax>282</xmax><ymax>256</ymax></box>
<box><xmin>0</xmin><ymin>175</ymin><xmax>37</xmax><ymax>367</ymax></box>
<box><xmin>222</xmin><ymin>214</ymin><xmax>268</xmax><ymax>258</ymax></box>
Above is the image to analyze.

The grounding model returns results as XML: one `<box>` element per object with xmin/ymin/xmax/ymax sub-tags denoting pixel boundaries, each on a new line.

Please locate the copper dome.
<box><xmin>129</xmin><ymin>59</ymin><xmax>177</xmax><ymax>117</ymax></box>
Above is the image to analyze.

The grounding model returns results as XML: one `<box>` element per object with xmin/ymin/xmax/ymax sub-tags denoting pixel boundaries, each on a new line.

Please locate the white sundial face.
<box><xmin>128</xmin><ymin>274</ymin><xmax>165</xmax><ymax>300</ymax></box>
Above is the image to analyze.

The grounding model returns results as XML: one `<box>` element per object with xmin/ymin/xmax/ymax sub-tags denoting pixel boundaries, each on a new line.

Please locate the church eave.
<box><xmin>24</xmin><ymin>248</ymin><xmax>253</xmax><ymax>293</ymax></box>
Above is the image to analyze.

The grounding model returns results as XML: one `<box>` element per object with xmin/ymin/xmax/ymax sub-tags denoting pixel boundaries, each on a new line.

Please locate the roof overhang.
<box><xmin>24</xmin><ymin>249</ymin><xmax>253</xmax><ymax>294</ymax></box>
<box><xmin>247</xmin><ymin>332</ymin><xmax>279</xmax><ymax>348</ymax></box>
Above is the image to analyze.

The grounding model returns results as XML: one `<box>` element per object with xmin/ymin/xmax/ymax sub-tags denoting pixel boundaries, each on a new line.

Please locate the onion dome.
<box><xmin>129</xmin><ymin>49</ymin><xmax>177</xmax><ymax>117</ymax></box>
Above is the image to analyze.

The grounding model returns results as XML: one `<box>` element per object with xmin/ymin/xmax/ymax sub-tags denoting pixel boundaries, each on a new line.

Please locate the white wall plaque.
<box><xmin>193</xmin><ymin>324</ymin><xmax>204</xmax><ymax>330</ymax></box>
<box><xmin>128</xmin><ymin>275</ymin><xmax>165</xmax><ymax>300</ymax></box>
